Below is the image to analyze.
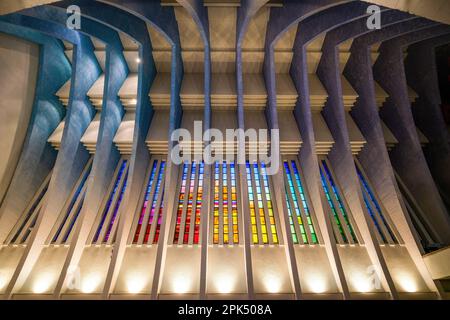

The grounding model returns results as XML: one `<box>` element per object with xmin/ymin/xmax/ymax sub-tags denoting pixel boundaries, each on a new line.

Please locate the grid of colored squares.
<box><xmin>133</xmin><ymin>159</ymin><xmax>166</xmax><ymax>245</ymax></box>
<box><xmin>51</xmin><ymin>159</ymin><xmax>92</xmax><ymax>244</ymax></box>
<box><xmin>173</xmin><ymin>161</ymin><xmax>204</xmax><ymax>245</ymax></box>
<box><xmin>283</xmin><ymin>160</ymin><xmax>319</xmax><ymax>244</ymax></box>
<box><xmin>92</xmin><ymin>159</ymin><xmax>129</xmax><ymax>244</ymax></box>
<box><xmin>245</xmin><ymin>161</ymin><xmax>279</xmax><ymax>245</ymax></box>
<box><xmin>212</xmin><ymin>162</ymin><xmax>239</xmax><ymax>245</ymax></box>
<box><xmin>356</xmin><ymin>162</ymin><xmax>398</xmax><ymax>244</ymax></box>
<box><xmin>319</xmin><ymin>160</ymin><xmax>358</xmax><ymax>244</ymax></box>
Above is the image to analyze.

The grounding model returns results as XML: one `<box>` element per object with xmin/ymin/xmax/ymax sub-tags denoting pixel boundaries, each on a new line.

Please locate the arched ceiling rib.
<box><xmin>1</xmin><ymin>1</ymin><xmax>449</xmax><ymax>25</ymax></box>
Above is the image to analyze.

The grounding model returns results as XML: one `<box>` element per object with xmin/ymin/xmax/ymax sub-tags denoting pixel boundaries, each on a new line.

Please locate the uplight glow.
<box><xmin>173</xmin><ymin>275</ymin><xmax>191</xmax><ymax>294</ymax></box>
<box><xmin>308</xmin><ymin>275</ymin><xmax>327</xmax><ymax>294</ymax></box>
<box><xmin>264</xmin><ymin>274</ymin><xmax>281</xmax><ymax>293</ymax></box>
<box><xmin>33</xmin><ymin>272</ymin><xmax>54</xmax><ymax>294</ymax></box>
<box><xmin>126</xmin><ymin>274</ymin><xmax>146</xmax><ymax>294</ymax></box>
<box><xmin>81</xmin><ymin>273</ymin><xmax>101</xmax><ymax>294</ymax></box>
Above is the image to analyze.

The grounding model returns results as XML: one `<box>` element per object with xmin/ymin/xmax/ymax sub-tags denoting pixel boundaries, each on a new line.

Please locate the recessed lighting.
<box><xmin>353</xmin><ymin>273</ymin><xmax>372</xmax><ymax>293</ymax></box>
<box><xmin>216</xmin><ymin>275</ymin><xmax>234</xmax><ymax>294</ymax></box>
<box><xmin>127</xmin><ymin>275</ymin><xmax>145</xmax><ymax>294</ymax></box>
<box><xmin>173</xmin><ymin>275</ymin><xmax>190</xmax><ymax>294</ymax></box>
<box><xmin>308</xmin><ymin>275</ymin><xmax>327</xmax><ymax>293</ymax></box>
<box><xmin>0</xmin><ymin>274</ymin><xmax>6</xmax><ymax>290</ymax></box>
<box><xmin>136</xmin><ymin>58</ymin><xmax>141</xmax><ymax>63</ymax></box>
<box><xmin>33</xmin><ymin>273</ymin><xmax>53</xmax><ymax>294</ymax></box>
<box><xmin>264</xmin><ymin>274</ymin><xmax>281</xmax><ymax>293</ymax></box>
<box><xmin>399</xmin><ymin>275</ymin><xmax>417</xmax><ymax>293</ymax></box>
<box><xmin>81</xmin><ymin>273</ymin><xmax>101</xmax><ymax>293</ymax></box>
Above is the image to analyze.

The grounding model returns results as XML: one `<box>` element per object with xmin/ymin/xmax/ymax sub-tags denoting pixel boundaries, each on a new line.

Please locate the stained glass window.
<box><xmin>144</xmin><ymin>161</ymin><xmax>165</xmax><ymax>244</ymax></box>
<box><xmin>245</xmin><ymin>161</ymin><xmax>279</xmax><ymax>245</ymax></box>
<box><xmin>50</xmin><ymin>158</ymin><xmax>92</xmax><ymax>244</ymax></box>
<box><xmin>7</xmin><ymin>172</ymin><xmax>51</xmax><ymax>245</ymax></box>
<box><xmin>133</xmin><ymin>160</ymin><xmax>158</xmax><ymax>243</ymax></box>
<box><xmin>213</xmin><ymin>162</ymin><xmax>220</xmax><ymax>244</ymax></box>
<box><xmin>230</xmin><ymin>163</ymin><xmax>239</xmax><ymax>244</ymax></box>
<box><xmin>356</xmin><ymin>161</ymin><xmax>399</xmax><ymax>244</ymax></box>
<box><xmin>132</xmin><ymin>159</ymin><xmax>166</xmax><ymax>245</ymax></box>
<box><xmin>211</xmin><ymin>162</ymin><xmax>240</xmax><ymax>245</ymax></box>
<box><xmin>173</xmin><ymin>161</ymin><xmax>204</xmax><ymax>245</ymax></box>
<box><xmin>283</xmin><ymin>159</ymin><xmax>319</xmax><ymax>244</ymax></box>
<box><xmin>92</xmin><ymin>159</ymin><xmax>129</xmax><ymax>244</ymax></box>
<box><xmin>319</xmin><ymin>159</ymin><xmax>358</xmax><ymax>244</ymax></box>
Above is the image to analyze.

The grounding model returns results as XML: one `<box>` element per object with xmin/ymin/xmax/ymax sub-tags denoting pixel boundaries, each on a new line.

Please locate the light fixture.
<box><xmin>130</xmin><ymin>98</ymin><xmax>137</xmax><ymax>105</ymax></box>
<box><xmin>126</xmin><ymin>274</ymin><xmax>145</xmax><ymax>294</ymax></box>
<box><xmin>216</xmin><ymin>275</ymin><xmax>234</xmax><ymax>294</ymax></box>
<box><xmin>33</xmin><ymin>273</ymin><xmax>53</xmax><ymax>294</ymax></box>
<box><xmin>353</xmin><ymin>273</ymin><xmax>372</xmax><ymax>293</ymax></box>
<box><xmin>0</xmin><ymin>273</ymin><xmax>7</xmax><ymax>291</ymax></box>
<box><xmin>136</xmin><ymin>57</ymin><xmax>141</xmax><ymax>63</ymax></box>
<box><xmin>264</xmin><ymin>274</ymin><xmax>281</xmax><ymax>294</ymax></box>
<box><xmin>399</xmin><ymin>274</ymin><xmax>417</xmax><ymax>293</ymax></box>
<box><xmin>81</xmin><ymin>273</ymin><xmax>101</xmax><ymax>294</ymax></box>
<box><xmin>173</xmin><ymin>275</ymin><xmax>190</xmax><ymax>294</ymax></box>
<box><xmin>308</xmin><ymin>275</ymin><xmax>327</xmax><ymax>294</ymax></box>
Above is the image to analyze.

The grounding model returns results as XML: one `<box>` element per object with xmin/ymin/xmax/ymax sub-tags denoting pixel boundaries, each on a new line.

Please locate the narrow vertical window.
<box><xmin>253</xmin><ymin>162</ymin><xmax>269</xmax><ymax>244</ymax></box>
<box><xmin>183</xmin><ymin>162</ymin><xmax>196</xmax><ymax>244</ymax></box>
<box><xmin>291</xmin><ymin>161</ymin><xmax>318</xmax><ymax>243</ymax></box>
<box><xmin>230</xmin><ymin>162</ymin><xmax>239</xmax><ymax>244</ymax></box>
<box><xmin>104</xmin><ymin>170</ymin><xmax>128</xmax><ymax>243</ymax></box>
<box><xmin>321</xmin><ymin>160</ymin><xmax>357</xmax><ymax>243</ymax></box>
<box><xmin>245</xmin><ymin>161</ymin><xmax>279</xmax><ymax>245</ymax></box>
<box><xmin>153</xmin><ymin>188</ymin><xmax>165</xmax><ymax>244</ymax></box>
<box><xmin>172</xmin><ymin>161</ymin><xmax>203</xmax><ymax>245</ymax></box>
<box><xmin>320</xmin><ymin>159</ymin><xmax>359</xmax><ymax>244</ymax></box>
<box><xmin>7</xmin><ymin>172</ymin><xmax>51</xmax><ymax>245</ymax></box>
<box><xmin>284</xmin><ymin>161</ymin><xmax>307</xmax><ymax>243</ymax></box>
<box><xmin>194</xmin><ymin>162</ymin><xmax>203</xmax><ymax>244</ymax></box>
<box><xmin>62</xmin><ymin>192</ymin><xmax>86</xmax><ymax>243</ymax></box>
<box><xmin>92</xmin><ymin>159</ymin><xmax>128</xmax><ymax>244</ymax></box>
<box><xmin>356</xmin><ymin>162</ymin><xmax>399</xmax><ymax>244</ymax></box>
<box><xmin>211</xmin><ymin>162</ymin><xmax>240</xmax><ymax>245</ymax></box>
<box><xmin>143</xmin><ymin>161</ymin><xmax>165</xmax><ymax>243</ymax></box>
<box><xmin>222</xmin><ymin>162</ymin><xmax>229</xmax><ymax>244</ymax></box>
<box><xmin>285</xmin><ymin>190</ymin><xmax>298</xmax><ymax>244</ymax></box>
<box><xmin>246</xmin><ymin>162</ymin><xmax>258</xmax><ymax>244</ymax></box>
<box><xmin>50</xmin><ymin>158</ymin><xmax>92</xmax><ymax>244</ymax></box>
<box><xmin>261</xmin><ymin>163</ymin><xmax>278</xmax><ymax>244</ymax></box>
<box><xmin>173</xmin><ymin>162</ymin><xmax>188</xmax><ymax>244</ymax></box>
<box><xmin>213</xmin><ymin>162</ymin><xmax>220</xmax><ymax>244</ymax></box>
<box><xmin>133</xmin><ymin>160</ymin><xmax>158</xmax><ymax>243</ymax></box>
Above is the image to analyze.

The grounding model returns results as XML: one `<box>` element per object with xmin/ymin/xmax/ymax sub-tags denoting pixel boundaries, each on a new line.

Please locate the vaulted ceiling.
<box><xmin>0</xmin><ymin>0</ymin><xmax>449</xmax><ymax>25</ymax></box>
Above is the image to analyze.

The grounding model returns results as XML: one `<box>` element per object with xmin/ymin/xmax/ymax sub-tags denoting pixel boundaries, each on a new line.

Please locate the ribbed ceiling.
<box><xmin>0</xmin><ymin>1</ymin><xmax>449</xmax><ymax>25</ymax></box>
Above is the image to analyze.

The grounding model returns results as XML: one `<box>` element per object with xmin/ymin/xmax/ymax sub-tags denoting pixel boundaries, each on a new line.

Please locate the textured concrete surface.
<box><xmin>405</xmin><ymin>34</ymin><xmax>450</xmax><ymax>203</ymax></box>
<box><xmin>0</xmin><ymin>19</ymin><xmax>70</xmax><ymax>242</ymax></box>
